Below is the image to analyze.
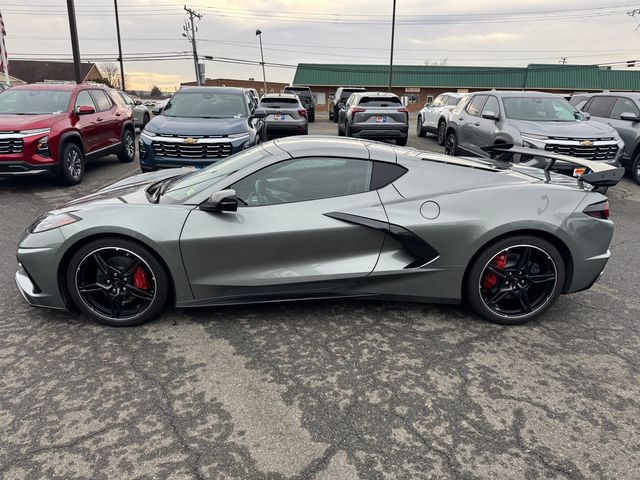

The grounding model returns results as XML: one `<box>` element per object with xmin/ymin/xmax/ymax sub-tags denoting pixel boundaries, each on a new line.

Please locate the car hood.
<box><xmin>0</xmin><ymin>113</ymin><xmax>66</xmax><ymax>131</ymax></box>
<box><xmin>510</xmin><ymin>119</ymin><xmax>617</xmax><ymax>138</ymax></box>
<box><xmin>145</xmin><ymin>115</ymin><xmax>249</xmax><ymax>136</ymax></box>
<box><xmin>61</xmin><ymin>168</ymin><xmax>191</xmax><ymax>209</ymax></box>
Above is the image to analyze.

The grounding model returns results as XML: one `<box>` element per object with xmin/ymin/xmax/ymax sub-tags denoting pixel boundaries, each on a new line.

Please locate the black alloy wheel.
<box><xmin>467</xmin><ymin>237</ymin><xmax>565</xmax><ymax>325</ymax></box>
<box><xmin>67</xmin><ymin>239</ymin><xmax>168</xmax><ymax>326</ymax></box>
<box><xmin>118</xmin><ymin>129</ymin><xmax>136</xmax><ymax>163</ymax></box>
<box><xmin>437</xmin><ymin>121</ymin><xmax>446</xmax><ymax>145</ymax></box>
<box><xmin>60</xmin><ymin>142</ymin><xmax>84</xmax><ymax>185</ymax></box>
<box><xmin>417</xmin><ymin>116</ymin><xmax>426</xmax><ymax>137</ymax></box>
<box><xmin>632</xmin><ymin>154</ymin><xmax>640</xmax><ymax>185</ymax></box>
<box><xmin>444</xmin><ymin>132</ymin><xmax>458</xmax><ymax>156</ymax></box>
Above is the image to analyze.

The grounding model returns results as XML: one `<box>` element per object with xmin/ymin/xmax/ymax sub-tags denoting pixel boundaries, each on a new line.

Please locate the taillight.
<box><xmin>583</xmin><ymin>200</ymin><xmax>610</xmax><ymax>220</ymax></box>
<box><xmin>298</xmin><ymin>109</ymin><xmax>307</xmax><ymax>117</ymax></box>
<box><xmin>351</xmin><ymin>107</ymin><xmax>366</xmax><ymax>113</ymax></box>
<box><xmin>397</xmin><ymin>107</ymin><xmax>409</xmax><ymax>113</ymax></box>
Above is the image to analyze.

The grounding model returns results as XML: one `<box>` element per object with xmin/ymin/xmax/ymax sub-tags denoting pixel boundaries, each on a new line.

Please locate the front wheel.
<box><xmin>118</xmin><ymin>129</ymin><xmax>135</xmax><ymax>163</ymax></box>
<box><xmin>466</xmin><ymin>236</ymin><xmax>565</xmax><ymax>325</ymax></box>
<box><xmin>60</xmin><ymin>142</ymin><xmax>84</xmax><ymax>185</ymax></box>
<box><xmin>66</xmin><ymin>238</ymin><xmax>169</xmax><ymax>326</ymax></box>
<box><xmin>444</xmin><ymin>132</ymin><xmax>458</xmax><ymax>156</ymax></box>
<box><xmin>345</xmin><ymin>122</ymin><xmax>352</xmax><ymax>137</ymax></box>
<box><xmin>632</xmin><ymin>154</ymin><xmax>640</xmax><ymax>185</ymax></box>
<box><xmin>416</xmin><ymin>116</ymin><xmax>426</xmax><ymax>137</ymax></box>
<box><xmin>437</xmin><ymin>121</ymin><xmax>446</xmax><ymax>145</ymax></box>
<box><xmin>396</xmin><ymin>136</ymin><xmax>407</xmax><ymax>146</ymax></box>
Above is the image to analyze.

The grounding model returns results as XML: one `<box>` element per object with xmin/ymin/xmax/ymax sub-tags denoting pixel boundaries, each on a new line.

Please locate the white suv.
<box><xmin>417</xmin><ymin>92</ymin><xmax>463</xmax><ymax>145</ymax></box>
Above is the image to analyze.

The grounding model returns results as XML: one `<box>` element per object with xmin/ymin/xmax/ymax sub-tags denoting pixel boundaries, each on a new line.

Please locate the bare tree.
<box><xmin>98</xmin><ymin>62</ymin><xmax>129</xmax><ymax>90</ymax></box>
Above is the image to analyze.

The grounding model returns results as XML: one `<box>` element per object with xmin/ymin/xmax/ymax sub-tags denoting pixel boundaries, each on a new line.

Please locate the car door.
<box><xmin>474</xmin><ymin>95</ymin><xmax>501</xmax><ymax>151</ymax></box>
<box><xmin>179</xmin><ymin>156</ymin><xmax>388</xmax><ymax>301</ymax></box>
<box><xmin>72</xmin><ymin>90</ymin><xmax>101</xmax><ymax>153</ymax></box>
<box><xmin>458</xmin><ymin>94</ymin><xmax>487</xmax><ymax>154</ymax></box>
<box><xmin>423</xmin><ymin>95</ymin><xmax>443</xmax><ymax>129</ymax></box>
<box><xmin>89</xmin><ymin>89</ymin><xmax>119</xmax><ymax>149</ymax></box>
<box><xmin>606</xmin><ymin>96</ymin><xmax>640</xmax><ymax>162</ymax></box>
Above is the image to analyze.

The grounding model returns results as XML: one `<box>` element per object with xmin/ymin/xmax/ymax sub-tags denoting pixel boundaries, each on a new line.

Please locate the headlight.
<box><xmin>20</xmin><ymin>128</ymin><xmax>51</xmax><ymax>136</ymax></box>
<box><xmin>228</xmin><ymin>132</ymin><xmax>250</xmax><ymax>139</ymax></box>
<box><xmin>140</xmin><ymin>129</ymin><xmax>156</xmax><ymax>138</ymax></box>
<box><xmin>522</xmin><ymin>140</ymin><xmax>538</xmax><ymax>149</ymax></box>
<box><xmin>36</xmin><ymin>136</ymin><xmax>50</xmax><ymax>157</ymax></box>
<box><xmin>31</xmin><ymin>213</ymin><xmax>81</xmax><ymax>233</ymax></box>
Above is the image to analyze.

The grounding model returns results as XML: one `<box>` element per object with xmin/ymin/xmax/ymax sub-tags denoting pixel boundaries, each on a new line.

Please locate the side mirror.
<box><xmin>620</xmin><ymin>112</ymin><xmax>639</xmax><ymax>122</ymax></box>
<box><xmin>134</xmin><ymin>100</ymin><xmax>142</xmax><ymax>106</ymax></box>
<box><xmin>75</xmin><ymin>105</ymin><xmax>96</xmax><ymax>115</ymax></box>
<box><xmin>152</xmin><ymin>106</ymin><xmax>163</xmax><ymax>115</ymax></box>
<box><xmin>577</xmin><ymin>111</ymin><xmax>591</xmax><ymax>120</ymax></box>
<box><xmin>200</xmin><ymin>189</ymin><xmax>238</xmax><ymax>212</ymax></box>
<box><xmin>481</xmin><ymin>111</ymin><xmax>500</xmax><ymax>120</ymax></box>
<box><xmin>249</xmin><ymin>108</ymin><xmax>267</xmax><ymax>124</ymax></box>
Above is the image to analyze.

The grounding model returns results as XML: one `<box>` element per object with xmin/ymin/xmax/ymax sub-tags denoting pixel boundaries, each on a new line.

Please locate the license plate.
<box><xmin>573</xmin><ymin>167</ymin><xmax>587</xmax><ymax>177</ymax></box>
<box><xmin>274</xmin><ymin>113</ymin><xmax>284</xmax><ymax>120</ymax></box>
<box><xmin>375</xmin><ymin>116</ymin><xmax>388</xmax><ymax>123</ymax></box>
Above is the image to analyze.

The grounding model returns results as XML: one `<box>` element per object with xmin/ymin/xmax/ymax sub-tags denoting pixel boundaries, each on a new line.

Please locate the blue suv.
<box><xmin>139</xmin><ymin>87</ymin><xmax>266</xmax><ymax>171</ymax></box>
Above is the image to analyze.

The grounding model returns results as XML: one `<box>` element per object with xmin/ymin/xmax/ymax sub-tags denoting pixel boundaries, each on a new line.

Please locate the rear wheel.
<box><xmin>333</xmin><ymin>108</ymin><xmax>339</xmax><ymax>123</ymax></box>
<box><xmin>308</xmin><ymin>111</ymin><xmax>315</xmax><ymax>123</ymax></box>
<box><xmin>444</xmin><ymin>132</ymin><xmax>458</xmax><ymax>156</ymax></box>
<box><xmin>466</xmin><ymin>236</ymin><xmax>565</xmax><ymax>325</ymax></box>
<box><xmin>118</xmin><ymin>129</ymin><xmax>135</xmax><ymax>163</ymax></box>
<box><xmin>345</xmin><ymin>122</ymin><xmax>352</xmax><ymax>137</ymax></box>
<box><xmin>60</xmin><ymin>142</ymin><xmax>84</xmax><ymax>185</ymax></box>
<box><xmin>396</xmin><ymin>136</ymin><xmax>407</xmax><ymax>146</ymax></box>
<box><xmin>632</xmin><ymin>153</ymin><xmax>640</xmax><ymax>185</ymax></box>
<box><xmin>67</xmin><ymin>238</ymin><xmax>169</xmax><ymax>326</ymax></box>
<box><xmin>142</xmin><ymin>113</ymin><xmax>150</xmax><ymax>129</ymax></box>
<box><xmin>338</xmin><ymin>120</ymin><xmax>345</xmax><ymax>136</ymax></box>
<box><xmin>437</xmin><ymin>121</ymin><xmax>446</xmax><ymax>145</ymax></box>
<box><xmin>416</xmin><ymin>116</ymin><xmax>426</xmax><ymax>137</ymax></box>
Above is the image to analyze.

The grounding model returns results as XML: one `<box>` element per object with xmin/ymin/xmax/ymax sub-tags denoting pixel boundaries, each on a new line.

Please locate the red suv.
<box><xmin>0</xmin><ymin>83</ymin><xmax>135</xmax><ymax>184</ymax></box>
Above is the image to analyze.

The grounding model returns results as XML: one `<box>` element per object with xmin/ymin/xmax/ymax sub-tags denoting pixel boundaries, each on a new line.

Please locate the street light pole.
<box><xmin>114</xmin><ymin>0</ymin><xmax>125</xmax><ymax>90</ymax></box>
<box><xmin>66</xmin><ymin>0</ymin><xmax>82</xmax><ymax>84</ymax></box>
<box><xmin>388</xmin><ymin>0</ymin><xmax>396</xmax><ymax>92</ymax></box>
<box><xmin>256</xmin><ymin>29</ymin><xmax>267</xmax><ymax>95</ymax></box>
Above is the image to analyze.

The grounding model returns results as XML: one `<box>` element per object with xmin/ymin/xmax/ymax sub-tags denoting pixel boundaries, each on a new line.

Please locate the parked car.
<box><xmin>282</xmin><ymin>85</ymin><xmax>315</xmax><ymax>122</ymax></box>
<box><xmin>337</xmin><ymin>92</ymin><xmax>408</xmax><ymax>145</ymax></box>
<box><xmin>445</xmin><ymin>91</ymin><xmax>624</xmax><ymax>175</ymax></box>
<box><xmin>139</xmin><ymin>87</ymin><xmax>266</xmax><ymax>172</ymax></box>
<box><xmin>259</xmin><ymin>93</ymin><xmax>308</xmax><ymax>139</ymax></box>
<box><xmin>570</xmin><ymin>92</ymin><xmax>640</xmax><ymax>184</ymax></box>
<box><xmin>116</xmin><ymin>90</ymin><xmax>151</xmax><ymax>129</ymax></box>
<box><xmin>0</xmin><ymin>83</ymin><xmax>135</xmax><ymax>184</ymax></box>
<box><xmin>330</xmin><ymin>87</ymin><xmax>367</xmax><ymax>122</ymax></box>
<box><xmin>15</xmin><ymin>138</ymin><xmax>623</xmax><ymax>326</ymax></box>
<box><xmin>416</xmin><ymin>92</ymin><xmax>463</xmax><ymax>145</ymax></box>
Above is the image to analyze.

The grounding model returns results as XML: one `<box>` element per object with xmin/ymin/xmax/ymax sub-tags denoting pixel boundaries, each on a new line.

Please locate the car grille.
<box><xmin>544</xmin><ymin>141</ymin><xmax>618</xmax><ymax>161</ymax></box>
<box><xmin>152</xmin><ymin>141</ymin><xmax>232</xmax><ymax>159</ymax></box>
<box><xmin>0</xmin><ymin>138</ymin><xmax>24</xmax><ymax>154</ymax></box>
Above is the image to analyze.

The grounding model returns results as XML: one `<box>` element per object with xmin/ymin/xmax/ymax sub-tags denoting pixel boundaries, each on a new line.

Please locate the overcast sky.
<box><xmin>3</xmin><ymin>0</ymin><xmax>640</xmax><ymax>91</ymax></box>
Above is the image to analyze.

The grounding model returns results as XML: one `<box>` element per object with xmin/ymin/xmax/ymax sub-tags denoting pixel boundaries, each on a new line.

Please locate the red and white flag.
<box><xmin>0</xmin><ymin>10</ymin><xmax>9</xmax><ymax>84</ymax></box>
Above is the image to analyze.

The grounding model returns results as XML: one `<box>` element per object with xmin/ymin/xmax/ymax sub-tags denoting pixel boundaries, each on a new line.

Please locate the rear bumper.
<box><xmin>265</xmin><ymin>122</ymin><xmax>307</xmax><ymax>137</ymax></box>
<box><xmin>351</xmin><ymin>124</ymin><xmax>408</xmax><ymax>139</ymax></box>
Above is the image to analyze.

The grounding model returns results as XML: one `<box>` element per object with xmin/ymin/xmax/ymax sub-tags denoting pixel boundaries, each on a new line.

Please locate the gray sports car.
<box><xmin>15</xmin><ymin>137</ymin><xmax>623</xmax><ymax>326</ymax></box>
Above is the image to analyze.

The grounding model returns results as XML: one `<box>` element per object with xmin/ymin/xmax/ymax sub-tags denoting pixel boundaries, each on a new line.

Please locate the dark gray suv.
<box><xmin>445</xmin><ymin>91</ymin><xmax>623</xmax><ymax>174</ymax></box>
<box><xmin>571</xmin><ymin>92</ymin><xmax>640</xmax><ymax>184</ymax></box>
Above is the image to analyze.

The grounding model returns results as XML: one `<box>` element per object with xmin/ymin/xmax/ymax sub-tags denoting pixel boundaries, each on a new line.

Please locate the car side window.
<box><xmin>466</xmin><ymin>95</ymin><xmax>487</xmax><ymax>117</ymax></box>
<box><xmin>75</xmin><ymin>90</ymin><xmax>95</xmax><ymax>108</ymax></box>
<box><xmin>230</xmin><ymin>157</ymin><xmax>373</xmax><ymax>207</ymax></box>
<box><xmin>121</xmin><ymin>93</ymin><xmax>135</xmax><ymax>106</ymax></box>
<box><xmin>609</xmin><ymin>97</ymin><xmax>640</xmax><ymax>119</ymax></box>
<box><xmin>583</xmin><ymin>96</ymin><xmax>615</xmax><ymax>117</ymax></box>
<box><xmin>447</xmin><ymin>96</ymin><xmax>460</xmax><ymax>106</ymax></box>
<box><xmin>90</xmin><ymin>90</ymin><xmax>113</xmax><ymax>112</ymax></box>
<box><xmin>482</xmin><ymin>96</ymin><xmax>500</xmax><ymax>115</ymax></box>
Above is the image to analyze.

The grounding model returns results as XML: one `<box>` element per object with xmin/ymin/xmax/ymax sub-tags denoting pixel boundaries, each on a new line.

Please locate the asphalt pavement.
<box><xmin>1</xmin><ymin>117</ymin><xmax>639</xmax><ymax>479</ymax></box>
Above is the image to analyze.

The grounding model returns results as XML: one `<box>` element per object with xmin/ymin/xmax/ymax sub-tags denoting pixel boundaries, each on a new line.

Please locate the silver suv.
<box><xmin>337</xmin><ymin>91</ymin><xmax>409</xmax><ymax>145</ymax></box>
<box><xmin>416</xmin><ymin>92</ymin><xmax>462</xmax><ymax>145</ymax></box>
<box><xmin>570</xmin><ymin>92</ymin><xmax>640</xmax><ymax>184</ymax></box>
<box><xmin>445</xmin><ymin>91</ymin><xmax>623</xmax><ymax>172</ymax></box>
<box><xmin>259</xmin><ymin>93</ymin><xmax>308</xmax><ymax>139</ymax></box>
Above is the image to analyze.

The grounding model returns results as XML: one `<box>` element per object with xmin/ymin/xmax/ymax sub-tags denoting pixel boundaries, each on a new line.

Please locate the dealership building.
<box><xmin>292</xmin><ymin>63</ymin><xmax>640</xmax><ymax>112</ymax></box>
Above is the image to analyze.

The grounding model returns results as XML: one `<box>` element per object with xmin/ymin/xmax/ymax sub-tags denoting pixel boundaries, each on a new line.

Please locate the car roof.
<box><xmin>439</xmin><ymin>92</ymin><xmax>463</xmax><ymax>98</ymax></box>
<box><xmin>284</xmin><ymin>85</ymin><xmax>311</xmax><ymax>90</ymax></box>
<box><xmin>177</xmin><ymin>86</ymin><xmax>245</xmax><ymax>94</ymax></box>
<box><xmin>471</xmin><ymin>90</ymin><xmax>561</xmax><ymax>98</ymax></box>
<box><xmin>576</xmin><ymin>91</ymin><xmax>640</xmax><ymax>98</ymax></box>
<box><xmin>354</xmin><ymin>91</ymin><xmax>399</xmax><ymax>98</ymax></box>
<box><xmin>9</xmin><ymin>83</ymin><xmax>101</xmax><ymax>91</ymax></box>
<box><xmin>262</xmin><ymin>93</ymin><xmax>299</xmax><ymax>99</ymax></box>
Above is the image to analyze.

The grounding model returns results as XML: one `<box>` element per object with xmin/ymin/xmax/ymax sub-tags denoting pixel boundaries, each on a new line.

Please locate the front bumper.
<box><xmin>520</xmin><ymin>135</ymin><xmax>623</xmax><ymax>169</ymax></box>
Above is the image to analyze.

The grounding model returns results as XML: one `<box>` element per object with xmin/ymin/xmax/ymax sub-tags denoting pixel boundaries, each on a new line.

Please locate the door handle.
<box><xmin>115</xmin><ymin>112</ymin><xmax>121</xmax><ymax>117</ymax></box>
<box><xmin>459</xmin><ymin>117</ymin><xmax>464</xmax><ymax>120</ymax></box>
<box><xmin>473</xmin><ymin>122</ymin><xmax>480</xmax><ymax>126</ymax></box>
<box><xmin>96</xmin><ymin>117</ymin><xmax>103</xmax><ymax>122</ymax></box>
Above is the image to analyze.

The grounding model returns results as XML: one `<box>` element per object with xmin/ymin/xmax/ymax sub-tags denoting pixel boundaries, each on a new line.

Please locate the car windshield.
<box><xmin>163</xmin><ymin>91</ymin><xmax>247</xmax><ymax>118</ymax></box>
<box><xmin>503</xmin><ymin>97</ymin><xmax>578</xmax><ymax>122</ymax></box>
<box><xmin>358</xmin><ymin>96</ymin><xmax>401</xmax><ymax>107</ymax></box>
<box><xmin>160</xmin><ymin>146</ymin><xmax>272</xmax><ymax>204</ymax></box>
<box><xmin>0</xmin><ymin>89</ymin><xmax>71</xmax><ymax>115</ymax></box>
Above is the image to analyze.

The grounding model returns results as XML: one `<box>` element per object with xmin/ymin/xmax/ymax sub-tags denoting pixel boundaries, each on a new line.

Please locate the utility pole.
<box><xmin>256</xmin><ymin>29</ymin><xmax>267</xmax><ymax>95</ymax></box>
<box><xmin>66</xmin><ymin>0</ymin><xmax>82</xmax><ymax>84</ymax></box>
<box><xmin>183</xmin><ymin>5</ymin><xmax>202</xmax><ymax>85</ymax></box>
<box><xmin>559</xmin><ymin>57</ymin><xmax>567</xmax><ymax>65</ymax></box>
<box><xmin>114</xmin><ymin>0</ymin><xmax>125</xmax><ymax>90</ymax></box>
<box><xmin>388</xmin><ymin>0</ymin><xmax>397</xmax><ymax>92</ymax></box>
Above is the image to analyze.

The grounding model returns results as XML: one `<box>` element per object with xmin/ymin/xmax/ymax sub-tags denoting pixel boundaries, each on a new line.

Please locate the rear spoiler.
<box><xmin>481</xmin><ymin>144</ymin><xmax>625</xmax><ymax>188</ymax></box>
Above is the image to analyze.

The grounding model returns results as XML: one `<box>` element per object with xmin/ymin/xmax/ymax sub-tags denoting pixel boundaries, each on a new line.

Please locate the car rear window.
<box><xmin>261</xmin><ymin>97</ymin><xmax>300</xmax><ymax>106</ymax></box>
<box><xmin>284</xmin><ymin>88</ymin><xmax>311</xmax><ymax>98</ymax></box>
<box><xmin>340</xmin><ymin>89</ymin><xmax>366</xmax><ymax>100</ymax></box>
<box><xmin>358</xmin><ymin>96</ymin><xmax>401</xmax><ymax>107</ymax></box>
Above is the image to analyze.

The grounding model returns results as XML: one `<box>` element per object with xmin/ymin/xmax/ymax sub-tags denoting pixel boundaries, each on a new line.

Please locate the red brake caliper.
<box><xmin>482</xmin><ymin>252</ymin><xmax>507</xmax><ymax>290</ymax></box>
<box><xmin>133</xmin><ymin>266</ymin><xmax>150</xmax><ymax>290</ymax></box>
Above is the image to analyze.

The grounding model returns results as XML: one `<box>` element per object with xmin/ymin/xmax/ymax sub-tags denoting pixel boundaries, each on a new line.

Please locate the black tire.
<box><xmin>118</xmin><ymin>129</ymin><xmax>135</xmax><ymax>163</ymax></box>
<box><xmin>338</xmin><ymin>120</ymin><xmax>345</xmax><ymax>136</ymax></box>
<box><xmin>142</xmin><ymin>113</ymin><xmax>150</xmax><ymax>128</ymax></box>
<box><xmin>59</xmin><ymin>142</ymin><xmax>84</xmax><ymax>185</ymax></box>
<box><xmin>345</xmin><ymin>122</ymin><xmax>352</xmax><ymax>137</ymax></box>
<box><xmin>417</xmin><ymin>116</ymin><xmax>426</xmax><ymax>137</ymax></box>
<box><xmin>466</xmin><ymin>235</ymin><xmax>565</xmax><ymax>325</ymax></box>
<box><xmin>437</xmin><ymin>121</ymin><xmax>446</xmax><ymax>145</ymax></box>
<box><xmin>66</xmin><ymin>237</ymin><xmax>169</xmax><ymax>327</ymax></box>
<box><xmin>333</xmin><ymin>108</ymin><xmax>339</xmax><ymax>123</ymax></box>
<box><xmin>396</xmin><ymin>136</ymin><xmax>408</xmax><ymax>146</ymax></box>
<box><xmin>444</xmin><ymin>132</ymin><xmax>458</xmax><ymax>156</ymax></box>
<box><xmin>632</xmin><ymin>154</ymin><xmax>640</xmax><ymax>185</ymax></box>
<box><xmin>329</xmin><ymin>108</ymin><xmax>334</xmax><ymax>121</ymax></box>
<box><xmin>308</xmin><ymin>112</ymin><xmax>315</xmax><ymax>123</ymax></box>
